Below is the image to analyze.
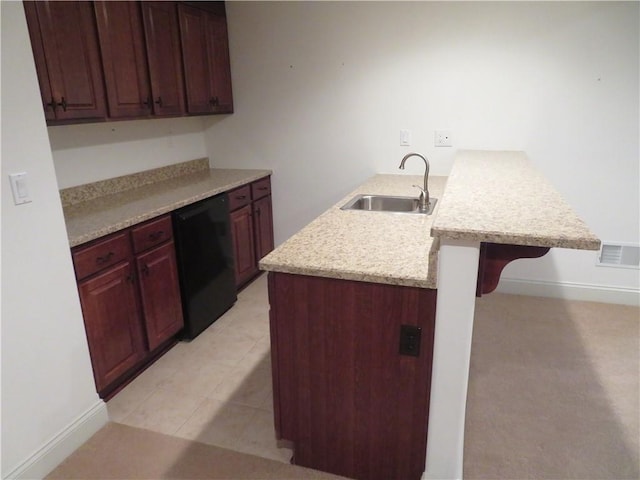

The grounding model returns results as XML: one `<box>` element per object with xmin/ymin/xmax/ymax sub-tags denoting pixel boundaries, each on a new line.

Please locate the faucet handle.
<box><xmin>412</xmin><ymin>185</ymin><xmax>429</xmax><ymax>211</ymax></box>
<box><xmin>412</xmin><ymin>184</ymin><xmax>426</xmax><ymax>196</ymax></box>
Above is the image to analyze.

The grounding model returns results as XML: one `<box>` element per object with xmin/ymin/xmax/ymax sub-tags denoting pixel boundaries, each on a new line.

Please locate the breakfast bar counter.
<box><xmin>259</xmin><ymin>150</ymin><xmax>600</xmax><ymax>480</ymax></box>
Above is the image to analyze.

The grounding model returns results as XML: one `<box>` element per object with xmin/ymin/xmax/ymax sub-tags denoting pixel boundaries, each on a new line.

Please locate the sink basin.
<box><xmin>341</xmin><ymin>194</ymin><xmax>437</xmax><ymax>215</ymax></box>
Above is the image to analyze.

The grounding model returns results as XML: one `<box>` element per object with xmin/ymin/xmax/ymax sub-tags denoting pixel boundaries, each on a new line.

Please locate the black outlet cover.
<box><xmin>399</xmin><ymin>324</ymin><xmax>422</xmax><ymax>357</ymax></box>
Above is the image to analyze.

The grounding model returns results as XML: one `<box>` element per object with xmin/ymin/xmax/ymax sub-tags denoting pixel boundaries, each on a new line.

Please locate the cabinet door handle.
<box><xmin>57</xmin><ymin>97</ymin><xmax>67</xmax><ymax>112</ymax></box>
<box><xmin>255</xmin><ymin>207</ymin><xmax>261</xmax><ymax>216</ymax></box>
<box><xmin>96</xmin><ymin>251</ymin><xmax>115</xmax><ymax>264</ymax></box>
<box><xmin>46</xmin><ymin>97</ymin><xmax>57</xmax><ymax>112</ymax></box>
<box><xmin>142</xmin><ymin>96</ymin><xmax>152</xmax><ymax>109</ymax></box>
<box><xmin>209</xmin><ymin>96</ymin><xmax>219</xmax><ymax>107</ymax></box>
<box><xmin>141</xmin><ymin>264</ymin><xmax>149</xmax><ymax>276</ymax></box>
<box><xmin>154</xmin><ymin>96</ymin><xmax>163</xmax><ymax>107</ymax></box>
<box><xmin>127</xmin><ymin>274</ymin><xmax>135</xmax><ymax>284</ymax></box>
<box><xmin>258</xmin><ymin>187</ymin><xmax>268</xmax><ymax>191</ymax></box>
<box><xmin>148</xmin><ymin>230</ymin><xmax>164</xmax><ymax>241</ymax></box>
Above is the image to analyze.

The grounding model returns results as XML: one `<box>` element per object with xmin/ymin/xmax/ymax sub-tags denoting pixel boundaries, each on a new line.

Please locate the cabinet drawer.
<box><xmin>251</xmin><ymin>177</ymin><xmax>271</xmax><ymax>200</ymax></box>
<box><xmin>228</xmin><ymin>184</ymin><xmax>251</xmax><ymax>211</ymax></box>
<box><xmin>131</xmin><ymin>215</ymin><xmax>173</xmax><ymax>254</ymax></box>
<box><xmin>73</xmin><ymin>232</ymin><xmax>132</xmax><ymax>280</ymax></box>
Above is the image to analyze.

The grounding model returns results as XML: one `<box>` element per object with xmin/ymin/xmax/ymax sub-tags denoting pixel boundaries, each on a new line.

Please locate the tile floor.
<box><xmin>106</xmin><ymin>273</ymin><xmax>293</xmax><ymax>463</ymax></box>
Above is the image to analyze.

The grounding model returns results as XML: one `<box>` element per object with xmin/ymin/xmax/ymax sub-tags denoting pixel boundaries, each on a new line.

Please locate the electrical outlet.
<box><xmin>434</xmin><ymin>130</ymin><xmax>453</xmax><ymax>147</ymax></box>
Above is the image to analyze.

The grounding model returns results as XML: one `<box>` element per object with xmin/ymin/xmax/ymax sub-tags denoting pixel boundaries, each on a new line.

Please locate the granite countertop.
<box><xmin>63</xmin><ymin>162</ymin><xmax>271</xmax><ymax>247</ymax></box>
<box><xmin>260</xmin><ymin>175</ymin><xmax>447</xmax><ymax>289</ymax></box>
<box><xmin>431</xmin><ymin>150</ymin><xmax>600</xmax><ymax>250</ymax></box>
<box><xmin>260</xmin><ymin>150</ymin><xmax>600</xmax><ymax>289</ymax></box>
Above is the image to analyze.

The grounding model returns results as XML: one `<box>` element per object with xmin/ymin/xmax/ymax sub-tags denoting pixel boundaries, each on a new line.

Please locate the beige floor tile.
<box><xmin>161</xmin><ymin>360</ymin><xmax>235</xmax><ymax>398</ymax></box>
<box><xmin>112</xmin><ymin>275</ymin><xmax>285</xmax><ymax>463</ymax></box>
<box><xmin>106</xmin><ymin>381</ymin><xmax>155</xmax><ymax>423</ymax></box>
<box><xmin>120</xmin><ymin>386</ymin><xmax>206</xmax><ymax>436</ymax></box>
<box><xmin>208</xmin><ymin>362</ymin><xmax>272</xmax><ymax>408</ymax></box>
<box><xmin>174</xmin><ymin>398</ymin><xmax>258</xmax><ymax>449</ymax></box>
<box><xmin>125</xmin><ymin>361</ymin><xmax>179</xmax><ymax>392</ymax></box>
<box><xmin>234</xmin><ymin>408</ymin><xmax>293</xmax><ymax>463</ymax></box>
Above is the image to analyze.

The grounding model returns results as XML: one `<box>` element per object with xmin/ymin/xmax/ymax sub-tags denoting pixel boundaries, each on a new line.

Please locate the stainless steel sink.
<box><xmin>340</xmin><ymin>194</ymin><xmax>437</xmax><ymax>215</ymax></box>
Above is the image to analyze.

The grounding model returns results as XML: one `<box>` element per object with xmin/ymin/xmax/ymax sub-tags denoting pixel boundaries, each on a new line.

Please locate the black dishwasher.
<box><xmin>172</xmin><ymin>193</ymin><xmax>237</xmax><ymax>340</ymax></box>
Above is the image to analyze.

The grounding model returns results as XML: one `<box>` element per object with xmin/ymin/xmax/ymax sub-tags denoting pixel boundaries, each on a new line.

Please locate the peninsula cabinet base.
<box><xmin>267</xmin><ymin>272</ymin><xmax>437</xmax><ymax>480</ymax></box>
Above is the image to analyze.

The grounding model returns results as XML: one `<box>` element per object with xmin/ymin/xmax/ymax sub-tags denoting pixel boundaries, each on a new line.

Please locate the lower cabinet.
<box><xmin>268</xmin><ymin>272</ymin><xmax>437</xmax><ymax>480</ymax></box>
<box><xmin>72</xmin><ymin>214</ymin><xmax>183</xmax><ymax>398</ymax></box>
<box><xmin>77</xmin><ymin>261</ymin><xmax>146</xmax><ymax>392</ymax></box>
<box><xmin>229</xmin><ymin>176</ymin><xmax>274</xmax><ymax>288</ymax></box>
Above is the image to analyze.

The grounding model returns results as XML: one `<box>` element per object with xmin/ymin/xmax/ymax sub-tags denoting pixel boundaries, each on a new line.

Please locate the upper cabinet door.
<box><xmin>141</xmin><ymin>1</ymin><xmax>185</xmax><ymax>116</ymax></box>
<box><xmin>94</xmin><ymin>1</ymin><xmax>152</xmax><ymax>118</ymax></box>
<box><xmin>178</xmin><ymin>3</ymin><xmax>233</xmax><ymax>115</ymax></box>
<box><xmin>206</xmin><ymin>12</ymin><xmax>233</xmax><ymax>113</ymax></box>
<box><xmin>23</xmin><ymin>1</ymin><xmax>107</xmax><ymax>122</ymax></box>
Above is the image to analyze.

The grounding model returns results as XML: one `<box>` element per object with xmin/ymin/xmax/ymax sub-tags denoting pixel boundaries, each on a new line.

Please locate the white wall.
<box><xmin>1</xmin><ymin>3</ymin><xmax>106</xmax><ymax>477</ymax></box>
<box><xmin>49</xmin><ymin>117</ymin><xmax>207</xmax><ymax>189</ymax></box>
<box><xmin>203</xmin><ymin>1</ymin><xmax>639</xmax><ymax>300</ymax></box>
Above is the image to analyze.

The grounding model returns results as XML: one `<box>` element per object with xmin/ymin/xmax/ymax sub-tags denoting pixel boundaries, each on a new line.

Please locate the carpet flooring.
<box><xmin>46</xmin><ymin>293</ymin><xmax>639</xmax><ymax>479</ymax></box>
<box><xmin>46</xmin><ymin>422</ymin><xmax>347</xmax><ymax>480</ymax></box>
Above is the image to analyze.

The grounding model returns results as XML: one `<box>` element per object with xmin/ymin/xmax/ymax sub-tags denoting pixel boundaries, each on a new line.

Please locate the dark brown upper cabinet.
<box><xmin>24</xmin><ymin>1</ymin><xmax>232</xmax><ymax>125</ymax></box>
<box><xmin>94</xmin><ymin>1</ymin><xmax>152</xmax><ymax>118</ymax></box>
<box><xmin>178</xmin><ymin>3</ymin><xmax>233</xmax><ymax>114</ymax></box>
<box><xmin>140</xmin><ymin>1</ymin><xmax>186</xmax><ymax>116</ymax></box>
<box><xmin>23</xmin><ymin>1</ymin><xmax>107</xmax><ymax>122</ymax></box>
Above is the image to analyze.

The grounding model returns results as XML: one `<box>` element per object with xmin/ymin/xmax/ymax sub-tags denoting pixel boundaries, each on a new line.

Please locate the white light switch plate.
<box><xmin>9</xmin><ymin>172</ymin><xmax>32</xmax><ymax>205</ymax></box>
<box><xmin>400</xmin><ymin>129</ymin><xmax>411</xmax><ymax>146</ymax></box>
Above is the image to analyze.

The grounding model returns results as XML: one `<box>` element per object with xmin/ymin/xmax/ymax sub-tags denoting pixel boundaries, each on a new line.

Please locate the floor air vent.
<box><xmin>597</xmin><ymin>243</ymin><xmax>640</xmax><ymax>269</ymax></box>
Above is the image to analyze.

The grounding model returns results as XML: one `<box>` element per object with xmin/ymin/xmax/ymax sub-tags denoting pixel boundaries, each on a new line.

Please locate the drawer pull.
<box><xmin>96</xmin><ymin>252</ymin><xmax>115</xmax><ymax>264</ymax></box>
<box><xmin>258</xmin><ymin>187</ymin><xmax>268</xmax><ymax>190</ymax></box>
<box><xmin>148</xmin><ymin>230</ymin><xmax>164</xmax><ymax>241</ymax></box>
<box><xmin>235</xmin><ymin>195</ymin><xmax>247</xmax><ymax>200</ymax></box>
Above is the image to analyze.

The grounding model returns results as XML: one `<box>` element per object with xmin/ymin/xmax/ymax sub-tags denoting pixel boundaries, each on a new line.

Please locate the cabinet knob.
<box><xmin>154</xmin><ymin>97</ymin><xmax>163</xmax><ymax>107</ymax></box>
<box><xmin>141</xmin><ymin>265</ymin><xmax>150</xmax><ymax>276</ymax></box>
<box><xmin>46</xmin><ymin>97</ymin><xmax>57</xmax><ymax>112</ymax></box>
<box><xmin>96</xmin><ymin>251</ymin><xmax>115</xmax><ymax>264</ymax></box>
<box><xmin>57</xmin><ymin>97</ymin><xmax>67</xmax><ymax>112</ymax></box>
<box><xmin>142</xmin><ymin>96</ymin><xmax>152</xmax><ymax>109</ymax></box>
<box><xmin>209</xmin><ymin>97</ymin><xmax>219</xmax><ymax>107</ymax></box>
<box><xmin>148</xmin><ymin>230</ymin><xmax>164</xmax><ymax>241</ymax></box>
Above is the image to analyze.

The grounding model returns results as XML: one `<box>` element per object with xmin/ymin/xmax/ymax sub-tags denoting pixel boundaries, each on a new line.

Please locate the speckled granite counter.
<box><xmin>431</xmin><ymin>150</ymin><xmax>600</xmax><ymax>249</ymax></box>
<box><xmin>62</xmin><ymin>161</ymin><xmax>271</xmax><ymax>247</ymax></box>
<box><xmin>260</xmin><ymin>175</ymin><xmax>447</xmax><ymax>289</ymax></box>
<box><xmin>260</xmin><ymin>150</ymin><xmax>600</xmax><ymax>289</ymax></box>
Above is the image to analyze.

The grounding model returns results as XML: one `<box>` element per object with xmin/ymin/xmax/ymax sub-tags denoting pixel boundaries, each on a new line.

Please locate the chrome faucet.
<box><xmin>399</xmin><ymin>152</ymin><xmax>430</xmax><ymax>211</ymax></box>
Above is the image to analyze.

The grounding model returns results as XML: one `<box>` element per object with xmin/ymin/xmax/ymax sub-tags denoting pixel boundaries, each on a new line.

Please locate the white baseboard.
<box><xmin>6</xmin><ymin>400</ymin><xmax>108</xmax><ymax>480</ymax></box>
<box><xmin>496</xmin><ymin>277</ymin><xmax>640</xmax><ymax>306</ymax></box>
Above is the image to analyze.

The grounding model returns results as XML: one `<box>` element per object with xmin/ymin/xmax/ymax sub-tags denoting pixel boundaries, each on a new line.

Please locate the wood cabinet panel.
<box><xmin>72</xmin><ymin>232</ymin><xmax>132</xmax><ymax>280</ymax></box>
<box><xmin>228</xmin><ymin>184</ymin><xmax>251</xmax><ymax>211</ymax></box>
<box><xmin>94</xmin><ymin>1</ymin><xmax>152</xmax><ymax>118</ymax></box>
<box><xmin>253</xmin><ymin>195</ymin><xmax>274</xmax><ymax>261</ymax></box>
<box><xmin>136</xmin><ymin>241</ymin><xmax>184</xmax><ymax>351</ymax></box>
<box><xmin>72</xmin><ymin>214</ymin><xmax>183</xmax><ymax>398</ymax></box>
<box><xmin>178</xmin><ymin>3</ymin><xmax>233</xmax><ymax>114</ymax></box>
<box><xmin>230</xmin><ymin>204</ymin><xmax>258</xmax><ymax>287</ymax></box>
<box><xmin>141</xmin><ymin>1</ymin><xmax>185</xmax><ymax>116</ymax></box>
<box><xmin>268</xmin><ymin>272</ymin><xmax>436</xmax><ymax>480</ymax></box>
<box><xmin>23</xmin><ymin>1</ymin><xmax>107</xmax><ymax>121</ymax></box>
<box><xmin>131</xmin><ymin>214</ymin><xmax>173</xmax><ymax>253</ymax></box>
<box><xmin>77</xmin><ymin>261</ymin><xmax>146</xmax><ymax>392</ymax></box>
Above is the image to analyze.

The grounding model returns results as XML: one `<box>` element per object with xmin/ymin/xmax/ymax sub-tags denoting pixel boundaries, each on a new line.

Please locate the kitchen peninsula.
<box><xmin>260</xmin><ymin>150</ymin><xmax>600</xmax><ymax>480</ymax></box>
